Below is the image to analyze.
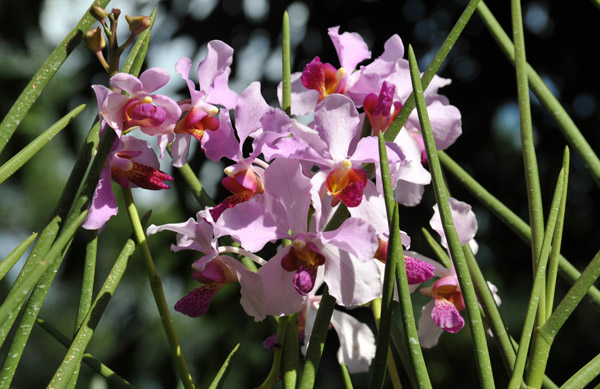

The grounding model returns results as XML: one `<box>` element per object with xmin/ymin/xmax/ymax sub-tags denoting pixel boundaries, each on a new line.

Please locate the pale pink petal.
<box><xmin>109</xmin><ymin>72</ymin><xmax>143</xmax><ymax>95</ymax></box>
<box><xmin>330</xmin><ymin>309</ymin><xmax>376</xmax><ymax>373</ymax></box>
<box><xmin>282</xmin><ymin>72</ymin><xmax>320</xmax><ymax>116</ymax></box>
<box><xmin>430</xmin><ymin>197</ymin><xmax>478</xmax><ymax>247</ymax></box>
<box><xmin>218</xmin><ymin>255</ymin><xmax>266</xmax><ymax>321</ymax></box>
<box><xmin>328</xmin><ymin>26</ymin><xmax>371</xmax><ymax>71</ymax></box>
<box><xmin>82</xmin><ymin>167</ymin><xmax>118</xmax><ymax>230</ymax></box>
<box><xmin>264</xmin><ymin>158</ymin><xmax>312</xmax><ymax>236</ymax></box>
<box><xmin>138</xmin><ymin>67</ymin><xmax>170</xmax><ymax>93</ymax></box>
<box><xmin>321</xmin><ymin>217</ymin><xmax>377</xmax><ymax>262</ymax></box>
<box><xmin>202</xmin><ymin>111</ymin><xmax>239</xmax><ymax>161</ymax></box>
<box><xmin>418</xmin><ymin>301</ymin><xmax>445</xmax><ymax>348</ymax></box>
<box><xmin>259</xmin><ymin>247</ymin><xmax>307</xmax><ymax>316</ymax></box>
<box><xmin>235</xmin><ymin>82</ymin><xmax>271</xmax><ymax>144</ymax></box>
<box><xmin>321</xmin><ymin>244</ymin><xmax>382</xmax><ymax>306</ymax></box>
<box><xmin>314</xmin><ymin>94</ymin><xmax>360</xmax><ymax>161</ymax></box>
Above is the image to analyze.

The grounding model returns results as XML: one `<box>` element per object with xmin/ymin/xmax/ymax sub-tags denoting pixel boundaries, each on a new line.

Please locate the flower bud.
<box><xmin>85</xmin><ymin>27</ymin><xmax>105</xmax><ymax>52</ymax></box>
<box><xmin>111</xmin><ymin>8</ymin><xmax>121</xmax><ymax>18</ymax></box>
<box><xmin>125</xmin><ymin>15</ymin><xmax>151</xmax><ymax>35</ymax></box>
<box><xmin>90</xmin><ymin>5</ymin><xmax>107</xmax><ymax>21</ymax></box>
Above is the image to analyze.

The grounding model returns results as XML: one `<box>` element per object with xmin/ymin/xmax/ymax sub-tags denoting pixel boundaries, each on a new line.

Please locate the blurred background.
<box><xmin>1</xmin><ymin>0</ymin><xmax>599</xmax><ymax>387</ymax></box>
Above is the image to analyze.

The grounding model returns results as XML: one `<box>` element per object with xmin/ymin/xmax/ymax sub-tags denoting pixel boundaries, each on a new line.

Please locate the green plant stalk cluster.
<box><xmin>408</xmin><ymin>45</ymin><xmax>495</xmax><ymax>388</ymax></box>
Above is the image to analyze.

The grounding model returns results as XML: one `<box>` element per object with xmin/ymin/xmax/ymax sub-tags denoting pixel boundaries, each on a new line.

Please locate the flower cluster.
<box><xmin>87</xmin><ymin>25</ymin><xmax>490</xmax><ymax>369</ymax></box>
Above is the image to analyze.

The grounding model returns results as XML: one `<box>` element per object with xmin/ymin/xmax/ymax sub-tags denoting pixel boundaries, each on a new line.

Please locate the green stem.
<box><xmin>476</xmin><ymin>1</ymin><xmax>600</xmax><ymax>189</ymax></box>
<box><xmin>438</xmin><ymin>151</ymin><xmax>600</xmax><ymax>310</ymax></box>
<box><xmin>282</xmin><ymin>314</ymin><xmax>299</xmax><ymax>389</ymax></box>
<box><xmin>368</xmin><ymin>133</ymin><xmax>402</xmax><ymax>389</ymax></box>
<box><xmin>340</xmin><ymin>363</ymin><xmax>354</xmax><ymax>389</ymax></box>
<box><xmin>508</xmin><ymin>169</ymin><xmax>564</xmax><ymax>389</ymax></box>
<box><xmin>121</xmin><ymin>187</ymin><xmax>195</xmax><ymax>389</ymax></box>
<box><xmin>546</xmin><ymin>148</ymin><xmax>569</xmax><ymax>318</ymax></box>
<box><xmin>209</xmin><ymin>343</ymin><xmax>241</xmax><ymax>389</ymax></box>
<box><xmin>510</xmin><ymin>0</ymin><xmax>546</xmax><ymax>326</ymax></box>
<box><xmin>384</xmin><ymin>0</ymin><xmax>481</xmax><ymax>142</ymax></box>
<box><xmin>526</xmin><ymin>247</ymin><xmax>600</xmax><ymax>388</ymax></box>
<box><xmin>370</xmin><ymin>300</ymin><xmax>404</xmax><ymax>389</ymax></box>
<box><xmin>0</xmin><ymin>0</ymin><xmax>110</xmax><ymax>155</ymax></box>
<box><xmin>421</xmin><ymin>228</ymin><xmax>452</xmax><ymax>269</ymax></box>
<box><xmin>560</xmin><ymin>351</ymin><xmax>600</xmax><ymax>389</ymax></box>
<box><xmin>0</xmin><ymin>104</ymin><xmax>86</xmax><ymax>184</ymax></box>
<box><xmin>0</xmin><ymin>232</ymin><xmax>37</xmax><ymax>282</ymax></box>
<box><xmin>75</xmin><ymin>229</ymin><xmax>98</xmax><ymax>334</ymax></box>
<box><xmin>47</xmin><ymin>236</ymin><xmax>135</xmax><ymax>388</ymax></box>
<box><xmin>258</xmin><ymin>315</ymin><xmax>288</xmax><ymax>389</ymax></box>
<box><xmin>176</xmin><ymin>161</ymin><xmax>215</xmax><ymax>207</ymax></box>
<box><xmin>298</xmin><ymin>286</ymin><xmax>336</xmax><ymax>389</ymax></box>
<box><xmin>0</xmin><ymin>210</ymin><xmax>87</xmax><ymax>387</ymax></box>
<box><xmin>36</xmin><ymin>317</ymin><xmax>134</xmax><ymax>389</ymax></box>
<box><xmin>392</xmin><ymin>206</ymin><xmax>431</xmax><ymax>389</ymax></box>
<box><xmin>408</xmin><ymin>45</ymin><xmax>494</xmax><ymax>389</ymax></box>
<box><xmin>281</xmin><ymin>11</ymin><xmax>291</xmax><ymax>116</ymax></box>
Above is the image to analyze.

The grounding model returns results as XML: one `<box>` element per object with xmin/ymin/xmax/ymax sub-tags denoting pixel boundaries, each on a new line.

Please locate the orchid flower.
<box><xmin>82</xmin><ymin>134</ymin><xmax>173</xmax><ymax>230</ymax></box>
<box><xmin>146</xmin><ymin>209</ymin><xmax>266</xmax><ymax>321</ymax></box>
<box><xmin>169</xmin><ymin>40</ymin><xmax>238</xmax><ymax>167</ymax></box>
<box><xmin>417</xmin><ymin>197</ymin><xmax>499</xmax><ymax>347</ymax></box>
<box><xmin>92</xmin><ymin>67</ymin><xmax>181</xmax><ymax>137</ymax></box>
<box><xmin>285</xmin><ymin>26</ymin><xmax>399</xmax><ymax>116</ymax></box>
<box><xmin>262</xmin><ymin>94</ymin><xmax>404</xmax><ymax>208</ymax></box>
<box><xmin>216</xmin><ymin>158</ymin><xmax>381</xmax><ymax>316</ymax></box>
<box><xmin>349</xmin><ymin>183</ymin><xmax>435</xmax><ymax>292</ymax></box>
<box><xmin>208</xmin><ymin>82</ymin><xmax>273</xmax><ymax>220</ymax></box>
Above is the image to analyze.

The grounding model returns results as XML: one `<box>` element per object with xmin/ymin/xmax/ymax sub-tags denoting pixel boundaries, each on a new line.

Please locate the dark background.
<box><xmin>1</xmin><ymin>0</ymin><xmax>599</xmax><ymax>387</ymax></box>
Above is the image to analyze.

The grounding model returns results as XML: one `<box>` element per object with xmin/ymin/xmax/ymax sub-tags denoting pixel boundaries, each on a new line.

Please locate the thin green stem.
<box><xmin>408</xmin><ymin>45</ymin><xmax>494</xmax><ymax>389</ymax></box>
<box><xmin>209</xmin><ymin>343</ymin><xmax>241</xmax><ymax>389</ymax></box>
<box><xmin>384</xmin><ymin>0</ymin><xmax>481</xmax><ymax>142</ymax></box>
<box><xmin>476</xmin><ymin>1</ymin><xmax>600</xmax><ymax>188</ymax></box>
<box><xmin>392</xmin><ymin>206</ymin><xmax>431</xmax><ymax>389</ymax></box>
<box><xmin>176</xmin><ymin>161</ymin><xmax>215</xmax><ymax>207</ymax></box>
<box><xmin>340</xmin><ymin>363</ymin><xmax>354</xmax><ymax>389</ymax></box>
<box><xmin>546</xmin><ymin>148</ymin><xmax>569</xmax><ymax>318</ymax></box>
<box><xmin>560</xmin><ymin>351</ymin><xmax>600</xmax><ymax>389</ymax></box>
<box><xmin>370</xmin><ymin>300</ymin><xmax>404</xmax><ymax>389</ymax></box>
<box><xmin>281</xmin><ymin>11</ymin><xmax>291</xmax><ymax>116</ymax></box>
<box><xmin>463</xmin><ymin>245</ymin><xmax>516</xmax><ymax>374</ymax></box>
<box><xmin>75</xmin><ymin>229</ymin><xmax>98</xmax><ymax>334</ymax></box>
<box><xmin>121</xmin><ymin>187</ymin><xmax>195</xmax><ymax>389</ymax></box>
<box><xmin>0</xmin><ymin>0</ymin><xmax>110</xmax><ymax>155</ymax></box>
<box><xmin>421</xmin><ymin>228</ymin><xmax>452</xmax><ymax>269</ymax></box>
<box><xmin>368</xmin><ymin>133</ymin><xmax>401</xmax><ymax>389</ymax></box>
<box><xmin>508</xmin><ymin>169</ymin><xmax>564</xmax><ymax>389</ymax></box>
<box><xmin>0</xmin><ymin>104</ymin><xmax>86</xmax><ymax>184</ymax></box>
<box><xmin>525</xmin><ymin>247</ymin><xmax>600</xmax><ymax>389</ymax></box>
<box><xmin>0</xmin><ymin>233</ymin><xmax>37</xmax><ymax>282</ymax></box>
<box><xmin>47</xmin><ymin>236</ymin><xmax>136</xmax><ymax>389</ymax></box>
<box><xmin>511</xmin><ymin>0</ymin><xmax>545</xmax><ymax>274</ymax></box>
<box><xmin>282</xmin><ymin>314</ymin><xmax>299</xmax><ymax>389</ymax></box>
<box><xmin>438</xmin><ymin>151</ymin><xmax>600</xmax><ymax>310</ymax></box>
<box><xmin>298</xmin><ymin>286</ymin><xmax>336</xmax><ymax>389</ymax></box>
<box><xmin>36</xmin><ymin>317</ymin><xmax>134</xmax><ymax>389</ymax></box>
<box><xmin>258</xmin><ymin>315</ymin><xmax>288</xmax><ymax>389</ymax></box>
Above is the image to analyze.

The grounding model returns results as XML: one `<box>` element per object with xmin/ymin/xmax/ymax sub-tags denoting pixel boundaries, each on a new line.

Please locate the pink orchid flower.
<box><xmin>216</xmin><ymin>158</ymin><xmax>381</xmax><ymax>316</ymax></box>
<box><xmin>146</xmin><ymin>209</ymin><xmax>266</xmax><ymax>321</ymax></box>
<box><xmin>92</xmin><ymin>68</ymin><xmax>181</xmax><ymax>137</ymax></box>
<box><xmin>82</xmin><ymin>135</ymin><xmax>173</xmax><ymax>230</ymax></box>
<box><xmin>169</xmin><ymin>40</ymin><xmax>238</xmax><ymax>167</ymax></box>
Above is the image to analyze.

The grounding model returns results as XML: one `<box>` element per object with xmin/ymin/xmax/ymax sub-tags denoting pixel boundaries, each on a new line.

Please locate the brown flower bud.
<box><xmin>90</xmin><ymin>5</ymin><xmax>107</xmax><ymax>21</ymax></box>
<box><xmin>125</xmin><ymin>15</ymin><xmax>151</xmax><ymax>35</ymax></box>
<box><xmin>85</xmin><ymin>27</ymin><xmax>105</xmax><ymax>52</ymax></box>
<box><xmin>111</xmin><ymin>8</ymin><xmax>121</xmax><ymax>18</ymax></box>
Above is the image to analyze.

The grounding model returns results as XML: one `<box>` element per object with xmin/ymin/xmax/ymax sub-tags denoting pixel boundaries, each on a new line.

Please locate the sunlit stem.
<box><xmin>121</xmin><ymin>187</ymin><xmax>195</xmax><ymax>389</ymax></box>
<box><xmin>218</xmin><ymin>246</ymin><xmax>267</xmax><ymax>266</ymax></box>
<box><xmin>507</xmin><ymin>168</ymin><xmax>564</xmax><ymax>389</ymax></box>
<box><xmin>408</xmin><ymin>45</ymin><xmax>494</xmax><ymax>389</ymax></box>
